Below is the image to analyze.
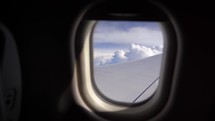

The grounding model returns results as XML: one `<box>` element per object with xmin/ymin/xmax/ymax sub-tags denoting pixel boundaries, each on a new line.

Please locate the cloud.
<box><xmin>93</xmin><ymin>26</ymin><xmax>163</xmax><ymax>47</ymax></box>
<box><xmin>111</xmin><ymin>50</ymin><xmax>127</xmax><ymax>64</ymax></box>
<box><xmin>94</xmin><ymin>55</ymin><xmax>112</xmax><ymax>66</ymax></box>
<box><xmin>94</xmin><ymin>44</ymin><xmax>163</xmax><ymax>66</ymax></box>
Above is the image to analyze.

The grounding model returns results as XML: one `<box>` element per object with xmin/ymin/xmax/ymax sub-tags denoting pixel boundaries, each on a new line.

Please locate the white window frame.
<box><xmin>70</xmin><ymin>0</ymin><xmax>182</xmax><ymax>120</ymax></box>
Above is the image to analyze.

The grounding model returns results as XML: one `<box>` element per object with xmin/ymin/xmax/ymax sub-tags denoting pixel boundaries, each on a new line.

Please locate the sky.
<box><xmin>93</xmin><ymin>21</ymin><xmax>164</xmax><ymax>66</ymax></box>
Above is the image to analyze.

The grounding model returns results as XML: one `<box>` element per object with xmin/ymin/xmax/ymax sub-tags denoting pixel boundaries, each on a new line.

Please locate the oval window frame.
<box><xmin>91</xmin><ymin>20</ymin><xmax>166</xmax><ymax>104</ymax></box>
<box><xmin>71</xmin><ymin>0</ymin><xmax>181</xmax><ymax>120</ymax></box>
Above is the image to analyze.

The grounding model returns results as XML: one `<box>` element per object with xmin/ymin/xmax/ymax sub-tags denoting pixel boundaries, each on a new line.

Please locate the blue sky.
<box><xmin>93</xmin><ymin>21</ymin><xmax>164</xmax><ymax>66</ymax></box>
<box><xmin>94</xmin><ymin>21</ymin><xmax>162</xmax><ymax>33</ymax></box>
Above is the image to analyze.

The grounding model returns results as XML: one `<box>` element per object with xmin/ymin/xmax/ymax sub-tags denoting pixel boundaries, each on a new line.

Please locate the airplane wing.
<box><xmin>94</xmin><ymin>54</ymin><xmax>162</xmax><ymax>103</ymax></box>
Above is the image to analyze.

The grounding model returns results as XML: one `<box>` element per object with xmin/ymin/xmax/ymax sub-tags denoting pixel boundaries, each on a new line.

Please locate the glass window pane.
<box><xmin>93</xmin><ymin>21</ymin><xmax>164</xmax><ymax>103</ymax></box>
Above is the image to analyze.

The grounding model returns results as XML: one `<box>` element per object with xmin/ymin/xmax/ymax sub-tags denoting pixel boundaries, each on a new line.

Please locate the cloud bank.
<box><xmin>94</xmin><ymin>44</ymin><xmax>163</xmax><ymax>66</ymax></box>
<box><xmin>94</xmin><ymin>27</ymin><xmax>163</xmax><ymax>47</ymax></box>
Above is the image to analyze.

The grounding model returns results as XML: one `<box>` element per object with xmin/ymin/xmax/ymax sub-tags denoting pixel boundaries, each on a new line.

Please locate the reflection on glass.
<box><xmin>93</xmin><ymin>21</ymin><xmax>164</xmax><ymax>103</ymax></box>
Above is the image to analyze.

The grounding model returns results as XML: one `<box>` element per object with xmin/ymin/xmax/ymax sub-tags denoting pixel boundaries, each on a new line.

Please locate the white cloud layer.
<box><xmin>93</xmin><ymin>26</ymin><xmax>163</xmax><ymax>46</ymax></box>
<box><xmin>94</xmin><ymin>44</ymin><xmax>163</xmax><ymax>66</ymax></box>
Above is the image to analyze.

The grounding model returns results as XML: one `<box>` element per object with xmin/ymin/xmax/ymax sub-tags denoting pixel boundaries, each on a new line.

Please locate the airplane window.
<box><xmin>92</xmin><ymin>21</ymin><xmax>164</xmax><ymax>103</ymax></box>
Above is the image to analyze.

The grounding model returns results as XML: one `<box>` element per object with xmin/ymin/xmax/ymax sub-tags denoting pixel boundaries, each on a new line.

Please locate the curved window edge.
<box><xmin>70</xmin><ymin>0</ymin><xmax>181</xmax><ymax>120</ymax></box>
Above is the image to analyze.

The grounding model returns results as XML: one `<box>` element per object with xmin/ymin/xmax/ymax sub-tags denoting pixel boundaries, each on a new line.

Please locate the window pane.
<box><xmin>93</xmin><ymin>21</ymin><xmax>164</xmax><ymax>103</ymax></box>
